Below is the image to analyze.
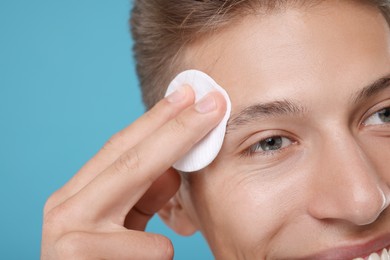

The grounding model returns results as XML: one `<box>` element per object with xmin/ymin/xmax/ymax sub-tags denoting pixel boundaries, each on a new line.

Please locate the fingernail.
<box><xmin>166</xmin><ymin>87</ymin><xmax>187</xmax><ymax>103</ymax></box>
<box><xmin>195</xmin><ymin>93</ymin><xmax>217</xmax><ymax>113</ymax></box>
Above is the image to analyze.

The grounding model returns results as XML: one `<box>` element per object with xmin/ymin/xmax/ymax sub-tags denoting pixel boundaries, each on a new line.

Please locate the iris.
<box><xmin>379</xmin><ymin>108</ymin><xmax>390</xmax><ymax>123</ymax></box>
<box><xmin>260</xmin><ymin>137</ymin><xmax>283</xmax><ymax>151</ymax></box>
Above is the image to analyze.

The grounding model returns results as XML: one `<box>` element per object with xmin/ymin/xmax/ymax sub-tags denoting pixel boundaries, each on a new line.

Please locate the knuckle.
<box><xmin>102</xmin><ymin>131</ymin><xmax>125</xmax><ymax>152</ymax></box>
<box><xmin>43</xmin><ymin>187</ymin><xmax>71</xmax><ymax>215</ymax></box>
<box><xmin>144</xmin><ymin>107</ymin><xmax>159</xmax><ymax>122</ymax></box>
<box><xmin>170</xmin><ymin>116</ymin><xmax>187</xmax><ymax>134</ymax></box>
<box><xmin>153</xmin><ymin>235</ymin><xmax>174</xmax><ymax>260</ymax></box>
<box><xmin>43</xmin><ymin>192</ymin><xmax>59</xmax><ymax>215</ymax></box>
<box><xmin>114</xmin><ymin>148</ymin><xmax>141</xmax><ymax>174</ymax></box>
<box><xmin>43</xmin><ymin>204</ymin><xmax>70</xmax><ymax>234</ymax></box>
<box><xmin>55</xmin><ymin>232</ymin><xmax>87</xmax><ymax>259</ymax></box>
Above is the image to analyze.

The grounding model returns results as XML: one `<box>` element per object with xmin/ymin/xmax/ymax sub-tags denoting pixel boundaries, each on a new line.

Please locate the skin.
<box><xmin>41</xmin><ymin>87</ymin><xmax>227</xmax><ymax>259</ymax></box>
<box><xmin>159</xmin><ymin>1</ymin><xmax>390</xmax><ymax>259</ymax></box>
<box><xmin>41</xmin><ymin>1</ymin><xmax>390</xmax><ymax>259</ymax></box>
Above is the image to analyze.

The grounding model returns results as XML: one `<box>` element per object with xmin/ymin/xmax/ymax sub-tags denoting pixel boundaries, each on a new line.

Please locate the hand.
<box><xmin>41</xmin><ymin>86</ymin><xmax>226</xmax><ymax>259</ymax></box>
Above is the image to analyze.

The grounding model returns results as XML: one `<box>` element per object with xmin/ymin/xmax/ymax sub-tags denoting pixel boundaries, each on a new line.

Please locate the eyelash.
<box><xmin>242</xmin><ymin>135</ymin><xmax>297</xmax><ymax>158</ymax></box>
<box><xmin>362</xmin><ymin>106</ymin><xmax>390</xmax><ymax>126</ymax></box>
<box><xmin>242</xmin><ymin>106</ymin><xmax>390</xmax><ymax>158</ymax></box>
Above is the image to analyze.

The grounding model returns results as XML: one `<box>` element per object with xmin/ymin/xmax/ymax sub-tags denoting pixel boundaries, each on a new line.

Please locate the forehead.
<box><xmin>183</xmin><ymin>1</ymin><xmax>390</xmax><ymax>111</ymax></box>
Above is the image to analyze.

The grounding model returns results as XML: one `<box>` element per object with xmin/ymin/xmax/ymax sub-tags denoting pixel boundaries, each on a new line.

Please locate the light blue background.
<box><xmin>0</xmin><ymin>1</ymin><xmax>213</xmax><ymax>259</ymax></box>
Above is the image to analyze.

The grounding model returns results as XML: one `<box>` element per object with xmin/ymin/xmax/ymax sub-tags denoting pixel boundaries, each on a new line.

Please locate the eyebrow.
<box><xmin>226</xmin><ymin>74</ymin><xmax>390</xmax><ymax>134</ymax></box>
<box><xmin>226</xmin><ymin>99</ymin><xmax>306</xmax><ymax>133</ymax></box>
<box><xmin>352</xmin><ymin>74</ymin><xmax>390</xmax><ymax>104</ymax></box>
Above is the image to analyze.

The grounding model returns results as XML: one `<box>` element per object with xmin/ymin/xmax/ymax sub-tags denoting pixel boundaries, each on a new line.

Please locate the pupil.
<box><xmin>266</xmin><ymin>138</ymin><xmax>275</xmax><ymax>146</ymax></box>
<box><xmin>260</xmin><ymin>137</ymin><xmax>283</xmax><ymax>151</ymax></box>
<box><xmin>379</xmin><ymin>108</ymin><xmax>390</xmax><ymax>123</ymax></box>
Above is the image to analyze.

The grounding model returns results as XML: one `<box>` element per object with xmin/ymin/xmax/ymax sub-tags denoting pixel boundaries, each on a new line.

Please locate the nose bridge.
<box><xmin>308</xmin><ymin>128</ymin><xmax>389</xmax><ymax>225</ymax></box>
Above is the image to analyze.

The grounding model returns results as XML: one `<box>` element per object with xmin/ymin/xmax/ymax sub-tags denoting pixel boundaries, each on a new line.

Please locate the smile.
<box><xmin>352</xmin><ymin>248</ymin><xmax>390</xmax><ymax>260</ymax></box>
<box><xmin>296</xmin><ymin>234</ymin><xmax>390</xmax><ymax>260</ymax></box>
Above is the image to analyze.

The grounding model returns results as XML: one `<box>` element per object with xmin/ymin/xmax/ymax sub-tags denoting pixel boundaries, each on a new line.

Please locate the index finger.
<box><xmin>48</xmin><ymin>86</ymin><xmax>195</xmax><ymax>210</ymax></box>
<box><xmin>68</xmin><ymin>91</ymin><xmax>227</xmax><ymax>223</ymax></box>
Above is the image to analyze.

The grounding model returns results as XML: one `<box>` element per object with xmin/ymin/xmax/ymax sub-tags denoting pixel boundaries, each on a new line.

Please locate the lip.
<box><xmin>295</xmin><ymin>233</ymin><xmax>390</xmax><ymax>260</ymax></box>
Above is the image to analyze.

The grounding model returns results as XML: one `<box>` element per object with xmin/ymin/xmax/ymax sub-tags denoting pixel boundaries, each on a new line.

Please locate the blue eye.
<box><xmin>364</xmin><ymin>107</ymin><xmax>390</xmax><ymax>126</ymax></box>
<box><xmin>249</xmin><ymin>136</ymin><xmax>293</xmax><ymax>154</ymax></box>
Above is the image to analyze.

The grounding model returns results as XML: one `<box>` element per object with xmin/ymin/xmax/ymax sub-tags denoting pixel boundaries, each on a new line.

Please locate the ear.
<box><xmin>158</xmin><ymin>192</ymin><xmax>197</xmax><ymax>236</ymax></box>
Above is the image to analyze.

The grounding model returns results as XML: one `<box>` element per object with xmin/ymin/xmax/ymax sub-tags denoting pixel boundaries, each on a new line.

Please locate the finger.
<box><xmin>56</xmin><ymin>230</ymin><xmax>173</xmax><ymax>260</ymax></box>
<box><xmin>69</xmin><ymin>91</ymin><xmax>226</xmax><ymax>222</ymax></box>
<box><xmin>47</xmin><ymin>86</ymin><xmax>195</xmax><ymax>211</ymax></box>
<box><xmin>124</xmin><ymin>168</ymin><xmax>181</xmax><ymax>230</ymax></box>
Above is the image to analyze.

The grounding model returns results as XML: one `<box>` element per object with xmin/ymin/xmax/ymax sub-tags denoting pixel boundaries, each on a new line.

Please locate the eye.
<box><xmin>364</xmin><ymin>107</ymin><xmax>390</xmax><ymax>126</ymax></box>
<box><xmin>248</xmin><ymin>136</ymin><xmax>293</xmax><ymax>154</ymax></box>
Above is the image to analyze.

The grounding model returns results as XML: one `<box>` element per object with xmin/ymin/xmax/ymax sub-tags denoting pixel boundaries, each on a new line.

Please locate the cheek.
<box><xmin>189</xmin><ymin>164</ymin><xmax>312</xmax><ymax>256</ymax></box>
<box><xmin>361</xmin><ymin>135</ymin><xmax>390</xmax><ymax>179</ymax></box>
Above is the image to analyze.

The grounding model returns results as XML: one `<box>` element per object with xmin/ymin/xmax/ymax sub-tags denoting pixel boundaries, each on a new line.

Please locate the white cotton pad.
<box><xmin>165</xmin><ymin>69</ymin><xmax>232</xmax><ymax>172</ymax></box>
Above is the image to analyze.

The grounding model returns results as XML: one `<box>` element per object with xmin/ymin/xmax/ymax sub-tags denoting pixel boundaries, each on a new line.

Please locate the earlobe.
<box><xmin>158</xmin><ymin>192</ymin><xmax>198</xmax><ymax>236</ymax></box>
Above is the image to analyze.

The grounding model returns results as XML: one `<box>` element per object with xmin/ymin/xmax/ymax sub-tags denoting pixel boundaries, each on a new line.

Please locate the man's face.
<box><xmin>173</xmin><ymin>1</ymin><xmax>390</xmax><ymax>259</ymax></box>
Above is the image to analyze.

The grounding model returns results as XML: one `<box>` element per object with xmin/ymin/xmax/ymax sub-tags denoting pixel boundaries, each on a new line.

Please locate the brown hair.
<box><xmin>130</xmin><ymin>0</ymin><xmax>390</xmax><ymax>109</ymax></box>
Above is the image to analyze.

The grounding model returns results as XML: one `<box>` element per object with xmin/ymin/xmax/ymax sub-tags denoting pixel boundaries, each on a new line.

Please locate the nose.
<box><xmin>307</xmin><ymin>131</ymin><xmax>390</xmax><ymax>226</ymax></box>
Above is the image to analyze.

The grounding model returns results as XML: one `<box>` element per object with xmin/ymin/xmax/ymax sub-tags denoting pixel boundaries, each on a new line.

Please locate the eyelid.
<box><xmin>360</xmin><ymin>99</ymin><xmax>390</xmax><ymax>127</ymax></box>
<box><xmin>247</xmin><ymin>137</ymin><xmax>296</xmax><ymax>157</ymax></box>
<box><xmin>363</xmin><ymin>108</ymin><xmax>389</xmax><ymax>126</ymax></box>
<box><xmin>239</xmin><ymin>130</ymin><xmax>299</xmax><ymax>157</ymax></box>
